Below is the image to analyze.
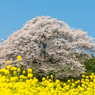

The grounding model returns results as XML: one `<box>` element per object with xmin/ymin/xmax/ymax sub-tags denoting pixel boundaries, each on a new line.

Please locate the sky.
<box><xmin>0</xmin><ymin>0</ymin><xmax>95</xmax><ymax>56</ymax></box>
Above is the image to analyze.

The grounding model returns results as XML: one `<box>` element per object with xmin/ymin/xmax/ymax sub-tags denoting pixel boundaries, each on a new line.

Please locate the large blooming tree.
<box><xmin>0</xmin><ymin>16</ymin><xmax>95</xmax><ymax>80</ymax></box>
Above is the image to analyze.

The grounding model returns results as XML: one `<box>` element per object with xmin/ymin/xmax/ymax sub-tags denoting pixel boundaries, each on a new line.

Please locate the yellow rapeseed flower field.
<box><xmin>0</xmin><ymin>55</ymin><xmax>95</xmax><ymax>95</ymax></box>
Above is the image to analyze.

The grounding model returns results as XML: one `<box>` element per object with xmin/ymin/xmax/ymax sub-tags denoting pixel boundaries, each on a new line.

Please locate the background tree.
<box><xmin>0</xmin><ymin>16</ymin><xmax>95</xmax><ymax>80</ymax></box>
<box><xmin>80</xmin><ymin>54</ymin><xmax>95</xmax><ymax>74</ymax></box>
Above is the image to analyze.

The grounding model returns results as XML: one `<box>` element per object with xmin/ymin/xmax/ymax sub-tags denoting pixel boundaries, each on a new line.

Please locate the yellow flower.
<box><xmin>85</xmin><ymin>78</ymin><xmax>89</xmax><ymax>82</ymax></box>
<box><xmin>6</xmin><ymin>65</ymin><xmax>11</xmax><ymax>70</ymax></box>
<box><xmin>55</xmin><ymin>79</ymin><xmax>60</xmax><ymax>83</ymax></box>
<box><xmin>19</xmin><ymin>75</ymin><xmax>25</xmax><ymax>79</ymax></box>
<box><xmin>71</xmin><ymin>79</ymin><xmax>74</xmax><ymax>82</ymax></box>
<box><xmin>25</xmin><ymin>76</ymin><xmax>27</xmax><ymax>79</ymax></box>
<box><xmin>91</xmin><ymin>73</ymin><xmax>94</xmax><ymax>76</ymax></box>
<box><xmin>1</xmin><ymin>68</ymin><xmax>6</xmax><ymax>73</ymax></box>
<box><xmin>67</xmin><ymin>79</ymin><xmax>70</xmax><ymax>82</ymax></box>
<box><xmin>82</xmin><ymin>74</ymin><xmax>85</xmax><ymax>78</ymax></box>
<box><xmin>86</xmin><ymin>76</ymin><xmax>88</xmax><ymax>79</ymax></box>
<box><xmin>27</xmin><ymin>73</ymin><xmax>33</xmax><ymax>78</ymax></box>
<box><xmin>10</xmin><ymin>77</ymin><xmax>18</xmax><ymax>82</ymax></box>
<box><xmin>15</xmin><ymin>76</ymin><xmax>18</xmax><ymax>81</ymax></box>
<box><xmin>51</xmin><ymin>74</ymin><xmax>53</xmax><ymax>79</ymax></box>
<box><xmin>22</xmin><ymin>70</ymin><xmax>26</xmax><ymax>74</ymax></box>
<box><xmin>13</xmin><ymin>71</ymin><xmax>17</xmax><ymax>76</ymax></box>
<box><xmin>19</xmin><ymin>79</ymin><xmax>23</xmax><ymax>82</ymax></box>
<box><xmin>10</xmin><ymin>66</ymin><xmax>17</xmax><ymax>71</ymax></box>
<box><xmin>46</xmin><ymin>76</ymin><xmax>49</xmax><ymax>79</ymax></box>
<box><xmin>93</xmin><ymin>79</ymin><xmax>95</xmax><ymax>83</ymax></box>
<box><xmin>5</xmin><ymin>70</ymin><xmax>10</xmax><ymax>75</ymax></box>
<box><xmin>6</xmin><ymin>60</ymin><xmax>10</xmax><ymax>64</ymax></box>
<box><xmin>49</xmin><ymin>79</ymin><xmax>52</xmax><ymax>82</ymax></box>
<box><xmin>17</xmin><ymin>68</ymin><xmax>21</xmax><ymax>72</ymax></box>
<box><xmin>17</xmin><ymin>55</ymin><xmax>22</xmax><ymax>62</ymax></box>
<box><xmin>63</xmin><ymin>83</ymin><xmax>67</xmax><ymax>86</ymax></box>
<box><xmin>90</xmin><ymin>75</ymin><xmax>93</xmax><ymax>79</ymax></box>
<box><xmin>28</xmin><ymin>68</ymin><xmax>32</xmax><ymax>73</ymax></box>
<box><xmin>42</xmin><ymin>77</ymin><xmax>46</xmax><ymax>81</ymax></box>
<box><xmin>17</xmin><ymin>55</ymin><xmax>21</xmax><ymax>59</ymax></box>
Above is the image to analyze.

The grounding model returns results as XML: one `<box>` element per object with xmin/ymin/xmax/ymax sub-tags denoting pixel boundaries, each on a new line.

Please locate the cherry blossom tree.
<box><xmin>0</xmin><ymin>16</ymin><xmax>95</xmax><ymax>80</ymax></box>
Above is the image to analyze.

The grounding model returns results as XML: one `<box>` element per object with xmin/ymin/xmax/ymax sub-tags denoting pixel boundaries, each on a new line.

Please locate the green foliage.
<box><xmin>47</xmin><ymin>70</ymin><xmax>55</xmax><ymax>78</ymax></box>
<box><xmin>32</xmin><ymin>72</ymin><xmax>41</xmax><ymax>81</ymax></box>
<box><xmin>80</xmin><ymin>54</ymin><xmax>95</xmax><ymax>74</ymax></box>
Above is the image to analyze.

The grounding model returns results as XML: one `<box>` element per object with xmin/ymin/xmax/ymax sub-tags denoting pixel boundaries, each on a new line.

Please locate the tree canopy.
<box><xmin>0</xmin><ymin>16</ymin><xmax>95</xmax><ymax>79</ymax></box>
